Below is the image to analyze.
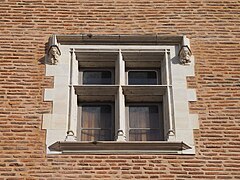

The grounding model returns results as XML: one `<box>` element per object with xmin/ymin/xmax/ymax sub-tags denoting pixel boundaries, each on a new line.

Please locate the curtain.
<box><xmin>129</xmin><ymin>105</ymin><xmax>161</xmax><ymax>141</ymax></box>
<box><xmin>81</xmin><ymin>105</ymin><xmax>112</xmax><ymax>141</ymax></box>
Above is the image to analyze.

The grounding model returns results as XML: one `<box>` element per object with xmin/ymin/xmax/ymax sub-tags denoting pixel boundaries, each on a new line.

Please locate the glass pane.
<box><xmin>129</xmin><ymin>129</ymin><xmax>161</xmax><ymax>141</ymax></box>
<box><xmin>81</xmin><ymin>129</ymin><xmax>112</xmax><ymax>141</ymax></box>
<box><xmin>83</xmin><ymin>71</ymin><xmax>113</xmax><ymax>84</ymax></box>
<box><xmin>128</xmin><ymin>71</ymin><xmax>157</xmax><ymax>85</ymax></box>
<box><xmin>82</xmin><ymin>105</ymin><xmax>112</xmax><ymax>128</ymax></box>
<box><xmin>129</xmin><ymin>105</ymin><xmax>160</xmax><ymax>128</ymax></box>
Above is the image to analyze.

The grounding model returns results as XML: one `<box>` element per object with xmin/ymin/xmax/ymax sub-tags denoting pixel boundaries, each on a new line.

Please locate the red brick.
<box><xmin>0</xmin><ymin>0</ymin><xmax>240</xmax><ymax>179</ymax></box>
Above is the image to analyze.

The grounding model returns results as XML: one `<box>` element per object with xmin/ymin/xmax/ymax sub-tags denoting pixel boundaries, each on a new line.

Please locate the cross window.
<box><xmin>45</xmin><ymin>35</ymin><xmax>197</xmax><ymax>154</ymax></box>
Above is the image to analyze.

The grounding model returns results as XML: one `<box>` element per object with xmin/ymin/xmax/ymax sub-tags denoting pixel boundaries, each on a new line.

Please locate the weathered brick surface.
<box><xmin>0</xmin><ymin>0</ymin><xmax>240</xmax><ymax>179</ymax></box>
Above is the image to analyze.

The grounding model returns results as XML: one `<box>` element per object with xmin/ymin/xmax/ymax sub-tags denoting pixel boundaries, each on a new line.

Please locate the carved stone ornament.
<box><xmin>48</xmin><ymin>45</ymin><xmax>61</xmax><ymax>65</ymax></box>
<box><xmin>47</xmin><ymin>35</ymin><xmax>61</xmax><ymax>65</ymax></box>
<box><xmin>179</xmin><ymin>45</ymin><xmax>192</xmax><ymax>65</ymax></box>
<box><xmin>65</xmin><ymin>130</ymin><xmax>76</xmax><ymax>141</ymax></box>
<box><xmin>116</xmin><ymin>129</ymin><xmax>126</xmax><ymax>142</ymax></box>
<box><xmin>167</xmin><ymin>129</ymin><xmax>176</xmax><ymax>141</ymax></box>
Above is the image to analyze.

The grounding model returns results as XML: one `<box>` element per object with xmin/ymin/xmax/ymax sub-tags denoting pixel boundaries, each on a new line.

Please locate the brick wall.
<box><xmin>0</xmin><ymin>0</ymin><xmax>240</xmax><ymax>179</ymax></box>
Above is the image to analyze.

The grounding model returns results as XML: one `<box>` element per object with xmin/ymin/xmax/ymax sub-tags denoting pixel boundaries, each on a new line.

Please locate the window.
<box><xmin>128</xmin><ymin>70</ymin><xmax>159</xmax><ymax>85</ymax></box>
<box><xmin>82</xmin><ymin>70</ymin><xmax>114</xmax><ymax>85</ymax></box>
<box><xmin>79</xmin><ymin>104</ymin><xmax>114</xmax><ymax>141</ymax></box>
<box><xmin>45</xmin><ymin>35</ymin><xmax>198</xmax><ymax>154</ymax></box>
<box><xmin>74</xmin><ymin>49</ymin><xmax>167</xmax><ymax>143</ymax></box>
<box><xmin>127</xmin><ymin>104</ymin><xmax>163</xmax><ymax>141</ymax></box>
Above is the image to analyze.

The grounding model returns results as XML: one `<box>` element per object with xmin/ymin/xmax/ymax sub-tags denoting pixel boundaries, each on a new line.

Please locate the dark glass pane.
<box><xmin>83</xmin><ymin>71</ymin><xmax>112</xmax><ymax>84</ymax></box>
<box><xmin>81</xmin><ymin>129</ymin><xmax>112</xmax><ymax>141</ymax></box>
<box><xmin>82</xmin><ymin>105</ymin><xmax>112</xmax><ymax>128</ymax></box>
<box><xmin>129</xmin><ymin>105</ymin><xmax>160</xmax><ymax>128</ymax></box>
<box><xmin>128</xmin><ymin>71</ymin><xmax>157</xmax><ymax>85</ymax></box>
<box><xmin>129</xmin><ymin>129</ymin><xmax>161</xmax><ymax>141</ymax></box>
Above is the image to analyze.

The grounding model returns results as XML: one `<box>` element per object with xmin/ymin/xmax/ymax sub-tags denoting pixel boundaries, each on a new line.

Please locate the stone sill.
<box><xmin>48</xmin><ymin>141</ymin><xmax>191</xmax><ymax>154</ymax></box>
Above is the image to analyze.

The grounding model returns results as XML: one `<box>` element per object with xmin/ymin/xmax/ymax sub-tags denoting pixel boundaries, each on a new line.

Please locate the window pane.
<box><xmin>83</xmin><ymin>71</ymin><xmax>113</xmax><ymax>84</ymax></box>
<box><xmin>129</xmin><ymin>105</ymin><xmax>160</xmax><ymax>128</ymax></box>
<box><xmin>81</xmin><ymin>105</ymin><xmax>113</xmax><ymax>141</ymax></box>
<box><xmin>129</xmin><ymin>129</ymin><xmax>161</xmax><ymax>141</ymax></box>
<box><xmin>128</xmin><ymin>71</ymin><xmax>157</xmax><ymax>85</ymax></box>
<box><xmin>82</xmin><ymin>105</ymin><xmax>112</xmax><ymax>128</ymax></box>
<box><xmin>81</xmin><ymin>130</ymin><xmax>112</xmax><ymax>141</ymax></box>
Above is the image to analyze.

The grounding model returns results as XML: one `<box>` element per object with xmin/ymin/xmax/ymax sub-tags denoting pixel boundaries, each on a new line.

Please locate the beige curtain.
<box><xmin>81</xmin><ymin>105</ymin><xmax>112</xmax><ymax>141</ymax></box>
<box><xmin>129</xmin><ymin>106</ymin><xmax>160</xmax><ymax>141</ymax></box>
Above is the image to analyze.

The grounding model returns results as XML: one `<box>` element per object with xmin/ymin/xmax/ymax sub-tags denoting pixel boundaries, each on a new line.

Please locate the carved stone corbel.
<box><xmin>48</xmin><ymin>35</ymin><xmax>61</xmax><ymax>65</ymax></box>
<box><xmin>179</xmin><ymin>45</ymin><xmax>192</xmax><ymax>65</ymax></box>
<box><xmin>179</xmin><ymin>35</ymin><xmax>192</xmax><ymax>65</ymax></box>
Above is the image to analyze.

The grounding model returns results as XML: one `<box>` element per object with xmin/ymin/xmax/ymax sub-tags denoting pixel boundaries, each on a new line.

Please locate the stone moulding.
<box><xmin>49</xmin><ymin>34</ymin><xmax>192</xmax><ymax>65</ymax></box>
<box><xmin>49</xmin><ymin>141</ymin><xmax>191</xmax><ymax>153</ymax></box>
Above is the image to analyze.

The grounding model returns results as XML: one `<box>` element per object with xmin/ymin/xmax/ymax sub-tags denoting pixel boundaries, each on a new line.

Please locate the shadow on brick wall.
<box><xmin>38</xmin><ymin>43</ymin><xmax>53</xmax><ymax>65</ymax></box>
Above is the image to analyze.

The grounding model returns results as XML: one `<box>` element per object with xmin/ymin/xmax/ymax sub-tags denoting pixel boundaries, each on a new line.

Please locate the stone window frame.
<box><xmin>43</xmin><ymin>35</ymin><xmax>198</xmax><ymax>154</ymax></box>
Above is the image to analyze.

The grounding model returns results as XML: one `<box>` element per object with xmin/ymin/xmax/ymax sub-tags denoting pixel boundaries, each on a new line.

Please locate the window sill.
<box><xmin>74</xmin><ymin>85</ymin><xmax>119</xmax><ymax>95</ymax></box>
<box><xmin>122</xmin><ymin>85</ymin><xmax>167</xmax><ymax>95</ymax></box>
<box><xmin>48</xmin><ymin>141</ymin><xmax>191</xmax><ymax>154</ymax></box>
